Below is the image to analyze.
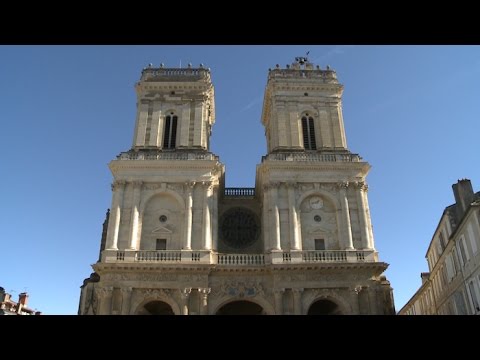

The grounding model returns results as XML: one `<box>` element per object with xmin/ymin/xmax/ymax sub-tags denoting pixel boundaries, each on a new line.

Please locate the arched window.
<box><xmin>439</xmin><ymin>232</ymin><xmax>446</xmax><ymax>252</ymax></box>
<box><xmin>163</xmin><ymin>113</ymin><xmax>178</xmax><ymax>149</ymax></box>
<box><xmin>301</xmin><ymin>114</ymin><xmax>316</xmax><ymax>150</ymax></box>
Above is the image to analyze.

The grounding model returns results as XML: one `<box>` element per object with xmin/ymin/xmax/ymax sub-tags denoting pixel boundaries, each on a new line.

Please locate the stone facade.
<box><xmin>399</xmin><ymin>179</ymin><xmax>480</xmax><ymax>315</ymax></box>
<box><xmin>79</xmin><ymin>58</ymin><xmax>395</xmax><ymax>315</ymax></box>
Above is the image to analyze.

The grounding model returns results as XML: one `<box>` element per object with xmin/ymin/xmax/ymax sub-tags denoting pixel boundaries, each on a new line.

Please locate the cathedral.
<box><xmin>78</xmin><ymin>57</ymin><xmax>395</xmax><ymax>315</ymax></box>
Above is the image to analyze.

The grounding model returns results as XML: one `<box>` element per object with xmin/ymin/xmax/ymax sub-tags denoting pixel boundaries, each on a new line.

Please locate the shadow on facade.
<box><xmin>216</xmin><ymin>300</ymin><xmax>265</xmax><ymax>315</ymax></box>
<box><xmin>137</xmin><ymin>300</ymin><xmax>175</xmax><ymax>315</ymax></box>
<box><xmin>307</xmin><ymin>299</ymin><xmax>343</xmax><ymax>315</ymax></box>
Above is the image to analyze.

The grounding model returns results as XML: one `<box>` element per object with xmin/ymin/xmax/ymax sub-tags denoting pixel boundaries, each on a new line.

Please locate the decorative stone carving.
<box><xmin>97</xmin><ymin>286</ymin><xmax>113</xmax><ymax>298</ymax></box>
<box><xmin>336</xmin><ymin>181</ymin><xmax>349</xmax><ymax>190</ymax></box>
<box><xmin>102</xmin><ymin>273</ymin><xmax>203</xmax><ymax>282</ymax></box>
<box><xmin>309</xmin><ymin>196</ymin><xmax>324</xmax><ymax>210</ymax></box>
<box><xmin>286</xmin><ymin>181</ymin><xmax>299</xmax><ymax>189</ymax></box>
<box><xmin>144</xmin><ymin>183</ymin><xmax>160</xmax><ymax>191</ymax></box>
<box><xmin>199</xmin><ymin>288</ymin><xmax>211</xmax><ymax>298</ymax></box>
<box><xmin>167</xmin><ymin>183</ymin><xmax>184</xmax><ymax>193</ymax></box>
<box><xmin>83</xmin><ymin>285</ymin><xmax>99</xmax><ymax>315</ymax></box>
<box><xmin>120</xmin><ymin>287</ymin><xmax>133</xmax><ymax>296</ymax></box>
<box><xmin>185</xmin><ymin>181</ymin><xmax>196</xmax><ymax>191</ymax></box>
<box><xmin>112</xmin><ymin>180</ymin><xmax>126</xmax><ymax>191</ymax></box>
<box><xmin>180</xmin><ymin>288</ymin><xmax>192</xmax><ymax>302</ymax></box>
<box><xmin>319</xmin><ymin>183</ymin><xmax>335</xmax><ymax>191</ymax></box>
<box><xmin>353</xmin><ymin>181</ymin><xmax>368</xmax><ymax>192</ymax></box>
<box><xmin>300</xmin><ymin>184</ymin><xmax>314</xmax><ymax>192</ymax></box>
<box><xmin>131</xmin><ymin>288</ymin><xmax>172</xmax><ymax>305</ymax></box>
<box><xmin>277</xmin><ymin>274</ymin><xmax>307</xmax><ymax>282</ymax></box>
<box><xmin>214</xmin><ymin>280</ymin><xmax>265</xmax><ymax>298</ymax></box>
<box><xmin>132</xmin><ymin>180</ymin><xmax>143</xmax><ymax>188</ymax></box>
<box><xmin>202</xmin><ymin>181</ymin><xmax>212</xmax><ymax>190</ymax></box>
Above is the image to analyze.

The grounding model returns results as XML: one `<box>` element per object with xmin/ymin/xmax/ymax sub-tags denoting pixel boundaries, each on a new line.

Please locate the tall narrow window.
<box><xmin>439</xmin><ymin>232</ymin><xmax>446</xmax><ymax>252</ymax></box>
<box><xmin>315</xmin><ymin>239</ymin><xmax>325</xmax><ymax>250</ymax></box>
<box><xmin>468</xmin><ymin>281</ymin><xmax>480</xmax><ymax>312</ymax></box>
<box><xmin>156</xmin><ymin>239</ymin><xmax>167</xmax><ymax>250</ymax></box>
<box><xmin>458</xmin><ymin>236</ymin><xmax>469</xmax><ymax>266</ymax></box>
<box><xmin>301</xmin><ymin>114</ymin><xmax>316</xmax><ymax>150</ymax></box>
<box><xmin>163</xmin><ymin>114</ymin><xmax>178</xmax><ymax>149</ymax></box>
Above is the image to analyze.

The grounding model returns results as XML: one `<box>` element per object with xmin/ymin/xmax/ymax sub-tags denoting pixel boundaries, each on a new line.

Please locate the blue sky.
<box><xmin>1</xmin><ymin>45</ymin><xmax>479</xmax><ymax>315</ymax></box>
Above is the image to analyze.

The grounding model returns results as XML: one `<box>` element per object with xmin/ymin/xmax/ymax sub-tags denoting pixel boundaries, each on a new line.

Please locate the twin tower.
<box><xmin>79</xmin><ymin>57</ymin><xmax>395</xmax><ymax>315</ymax></box>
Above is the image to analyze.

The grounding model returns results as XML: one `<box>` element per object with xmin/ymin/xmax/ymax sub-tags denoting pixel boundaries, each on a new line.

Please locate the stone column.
<box><xmin>355</xmin><ymin>182</ymin><xmax>372</xmax><ymax>249</ymax></box>
<box><xmin>274</xmin><ymin>288</ymin><xmax>285</xmax><ymax>315</ymax></box>
<box><xmin>184</xmin><ymin>181</ymin><xmax>195</xmax><ymax>250</ymax></box>
<box><xmin>351</xmin><ymin>285</ymin><xmax>362</xmax><ymax>315</ymax></box>
<box><xmin>120</xmin><ymin>287</ymin><xmax>133</xmax><ymax>315</ymax></box>
<box><xmin>338</xmin><ymin>182</ymin><xmax>354</xmax><ymax>250</ymax></box>
<box><xmin>362</xmin><ymin>184</ymin><xmax>375</xmax><ymax>249</ymax></box>
<box><xmin>292</xmin><ymin>288</ymin><xmax>304</xmax><ymax>315</ymax></box>
<box><xmin>202</xmin><ymin>182</ymin><xmax>213</xmax><ymax>250</ymax></box>
<box><xmin>287</xmin><ymin>182</ymin><xmax>301</xmax><ymax>250</ymax></box>
<box><xmin>97</xmin><ymin>287</ymin><xmax>113</xmax><ymax>315</ymax></box>
<box><xmin>106</xmin><ymin>180</ymin><xmax>126</xmax><ymax>250</ymax></box>
<box><xmin>180</xmin><ymin>288</ymin><xmax>192</xmax><ymax>315</ymax></box>
<box><xmin>270</xmin><ymin>182</ymin><xmax>281</xmax><ymax>251</ymax></box>
<box><xmin>199</xmin><ymin>288</ymin><xmax>211</xmax><ymax>315</ymax></box>
<box><xmin>212</xmin><ymin>186</ymin><xmax>219</xmax><ymax>251</ymax></box>
<box><xmin>262</xmin><ymin>184</ymin><xmax>270</xmax><ymax>251</ymax></box>
<box><xmin>128</xmin><ymin>181</ymin><xmax>143</xmax><ymax>250</ymax></box>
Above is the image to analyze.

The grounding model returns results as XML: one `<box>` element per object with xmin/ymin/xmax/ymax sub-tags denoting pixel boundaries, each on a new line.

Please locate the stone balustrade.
<box><xmin>217</xmin><ymin>253</ymin><xmax>265</xmax><ymax>265</ymax></box>
<box><xmin>117</xmin><ymin>151</ymin><xmax>218</xmax><ymax>161</ymax></box>
<box><xmin>262</xmin><ymin>152</ymin><xmax>361</xmax><ymax>163</ymax></box>
<box><xmin>224</xmin><ymin>188</ymin><xmax>255</xmax><ymax>197</ymax></box>
<box><xmin>140</xmin><ymin>67</ymin><xmax>211</xmax><ymax>81</ymax></box>
<box><xmin>103</xmin><ymin>249</ymin><xmax>377</xmax><ymax>265</ymax></box>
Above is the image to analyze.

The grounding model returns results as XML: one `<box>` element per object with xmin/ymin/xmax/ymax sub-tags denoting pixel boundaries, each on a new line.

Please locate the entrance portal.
<box><xmin>307</xmin><ymin>299</ymin><xmax>343</xmax><ymax>315</ymax></box>
<box><xmin>137</xmin><ymin>301</ymin><xmax>175</xmax><ymax>315</ymax></box>
<box><xmin>216</xmin><ymin>300</ymin><xmax>264</xmax><ymax>315</ymax></box>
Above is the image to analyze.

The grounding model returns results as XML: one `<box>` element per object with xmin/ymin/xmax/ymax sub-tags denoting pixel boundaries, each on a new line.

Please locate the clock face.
<box><xmin>309</xmin><ymin>196</ymin><xmax>324</xmax><ymax>209</ymax></box>
<box><xmin>220</xmin><ymin>208</ymin><xmax>260</xmax><ymax>249</ymax></box>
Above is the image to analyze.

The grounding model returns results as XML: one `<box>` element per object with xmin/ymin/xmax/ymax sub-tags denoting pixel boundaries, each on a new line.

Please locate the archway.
<box><xmin>137</xmin><ymin>300</ymin><xmax>175</xmax><ymax>315</ymax></box>
<box><xmin>216</xmin><ymin>300</ymin><xmax>265</xmax><ymax>315</ymax></box>
<box><xmin>307</xmin><ymin>299</ymin><xmax>343</xmax><ymax>315</ymax></box>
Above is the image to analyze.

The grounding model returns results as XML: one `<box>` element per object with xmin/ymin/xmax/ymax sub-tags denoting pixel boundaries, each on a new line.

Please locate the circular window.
<box><xmin>314</xmin><ymin>215</ymin><xmax>321</xmax><ymax>222</ymax></box>
<box><xmin>220</xmin><ymin>208</ymin><xmax>260</xmax><ymax>249</ymax></box>
<box><xmin>159</xmin><ymin>215</ymin><xmax>168</xmax><ymax>223</ymax></box>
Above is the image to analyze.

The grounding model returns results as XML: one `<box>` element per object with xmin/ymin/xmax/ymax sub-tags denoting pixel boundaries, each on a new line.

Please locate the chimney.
<box><xmin>421</xmin><ymin>272</ymin><xmax>430</xmax><ymax>285</ymax></box>
<box><xmin>452</xmin><ymin>179</ymin><xmax>475</xmax><ymax>217</ymax></box>
<box><xmin>18</xmin><ymin>292</ymin><xmax>28</xmax><ymax>307</ymax></box>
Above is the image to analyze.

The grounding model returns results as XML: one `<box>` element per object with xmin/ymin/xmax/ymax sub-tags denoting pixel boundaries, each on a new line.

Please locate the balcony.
<box><xmin>262</xmin><ymin>152</ymin><xmax>361</xmax><ymax>163</ymax></box>
<box><xmin>224</xmin><ymin>188</ymin><xmax>255</xmax><ymax>197</ymax></box>
<box><xmin>140</xmin><ymin>67</ymin><xmax>211</xmax><ymax>82</ymax></box>
<box><xmin>103</xmin><ymin>250</ymin><xmax>376</xmax><ymax>265</ymax></box>
<box><xmin>116</xmin><ymin>151</ymin><xmax>218</xmax><ymax>161</ymax></box>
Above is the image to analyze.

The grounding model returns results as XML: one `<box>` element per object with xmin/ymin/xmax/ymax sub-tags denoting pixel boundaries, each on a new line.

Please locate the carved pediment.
<box><xmin>152</xmin><ymin>226</ymin><xmax>172</xmax><ymax>234</ymax></box>
<box><xmin>308</xmin><ymin>226</ymin><xmax>332</xmax><ymax>235</ymax></box>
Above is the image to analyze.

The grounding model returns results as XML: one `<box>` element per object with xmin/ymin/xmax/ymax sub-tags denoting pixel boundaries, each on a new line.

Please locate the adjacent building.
<box><xmin>79</xmin><ymin>58</ymin><xmax>395</xmax><ymax>315</ymax></box>
<box><xmin>0</xmin><ymin>287</ymin><xmax>41</xmax><ymax>315</ymax></box>
<box><xmin>399</xmin><ymin>179</ymin><xmax>480</xmax><ymax>315</ymax></box>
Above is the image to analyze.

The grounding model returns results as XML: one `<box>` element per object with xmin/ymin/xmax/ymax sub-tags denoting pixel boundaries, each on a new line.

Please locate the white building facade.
<box><xmin>399</xmin><ymin>179</ymin><xmax>480</xmax><ymax>315</ymax></box>
<box><xmin>79</xmin><ymin>58</ymin><xmax>395</xmax><ymax>315</ymax></box>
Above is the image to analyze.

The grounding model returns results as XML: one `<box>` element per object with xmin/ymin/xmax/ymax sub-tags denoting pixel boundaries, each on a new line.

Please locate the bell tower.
<box><xmin>262</xmin><ymin>57</ymin><xmax>347</xmax><ymax>154</ymax></box>
<box><xmin>257</xmin><ymin>57</ymin><xmax>376</xmax><ymax>253</ymax></box>
<box><xmin>132</xmin><ymin>64</ymin><xmax>215</xmax><ymax>151</ymax></box>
